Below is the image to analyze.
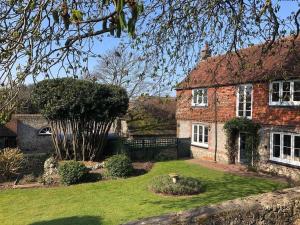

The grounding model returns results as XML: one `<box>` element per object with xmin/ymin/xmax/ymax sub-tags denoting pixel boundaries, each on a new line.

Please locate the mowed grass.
<box><xmin>0</xmin><ymin>160</ymin><xmax>287</xmax><ymax>225</ymax></box>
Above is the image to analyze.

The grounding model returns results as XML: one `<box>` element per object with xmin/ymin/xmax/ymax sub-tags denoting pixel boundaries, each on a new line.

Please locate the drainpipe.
<box><xmin>214</xmin><ymin>87</ymin><xmax>218</xmax><ymax>162</ymax></box>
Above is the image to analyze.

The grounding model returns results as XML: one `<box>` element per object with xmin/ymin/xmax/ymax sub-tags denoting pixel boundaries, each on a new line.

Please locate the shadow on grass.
<box><xmin>30</xmin><ymin>216</ymin><xmax>102</xmax><ymax>225</ymax></box>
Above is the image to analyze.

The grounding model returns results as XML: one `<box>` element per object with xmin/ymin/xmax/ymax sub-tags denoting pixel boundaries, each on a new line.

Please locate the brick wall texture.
<box><xmin>176</xmin><ymin>82</ymin><xmax>300</xmax><ymax>127</ymax></box>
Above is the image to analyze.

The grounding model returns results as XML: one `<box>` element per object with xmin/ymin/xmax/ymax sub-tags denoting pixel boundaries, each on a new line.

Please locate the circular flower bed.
<box><xmin>149</xmin><ymin>174</ymin><xmax>204</xmax><ymax>196</ymax></box>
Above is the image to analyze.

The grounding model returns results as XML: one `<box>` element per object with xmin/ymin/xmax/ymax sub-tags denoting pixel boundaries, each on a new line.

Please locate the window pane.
<box><xmin>282</xmin><ymin>82</ymin><xmax>291</xmax><ymax>101</ymax></box>
<box><xmin>272</xmin><ymin>92</ymin><xmax>280</xmax><ymax>102</ymax></box>
<box><xmin>203</xmin><ymin>89</ymin><xmax>208</xmax><ymax>104</ymax></box>
<box><xmin>246</xmin><ymin>86</ymin><xmax>252</xmax><ymax>102</ymax></box>
<box><xmin>294</xmin><ymin>91</ymin><xmax>300</xmax><ymax>101</ymax></box>
<box><xmin>198</xmin><ymin>95</ymin><xmax>203</xmax><ymax>104</ymax></box>
<box><xmin>246</xmin><ymin>103</ymin><xmax>251</xmax><ymax>110</ymax></box>
<box><xmin>204</xmin><ymin>127</ymin><xmax>208</xmax><ymax>143</ymax></box>
<box><xmin>295</xmin><ymin>81</ymin><xmax>300</xmax><ymax>91</ymax></box>
<box><xmin>272</xmin><ymin>83</ymin><xmax>280</xmax><ymax>92</ymax></box>
<box><xmin>295</xmin><ymin>136</ymin><xmax>300</xmax><ymax>149</ymax></box>
<box><xmin>193</xmin><ymin>91</ymin><xmax>197</xmax><ymax>104</ymax></box>
<box><xmin>274</xmin><ymin>134</ymin><xmax>281</xmax><ymax>145</ymax></box>
<box><xmin>198</xmin><ymin>126</ymin><xmax>203</xmax><ymax>142</ymax></box>
<box><xmin>283</xmin><ymin>135</ymin><xmax>291</xmax><ymax>159</ymax></box>
<box><xmin>239</xmin><ymin>86</ymin><xmax>244</xmax><ymax>102</ymax></box>
<box><xmin>246</xmin><ymin>110</ymin><xmax>251</xmax><ymax>117</ymax></box>
<box><xmin>238</xmin><ymin>103</ymin><xmax>244</xmax><ymax>111</ymax></box>
<box><xmin>238</xmin><ymin>110</ymin><xmax>244</xmax><ymax>117</ymax></box>
<box><xmin>284</xmin><ymin>135</ymin><xmax>291</xmax><ymax>146</ymax></box>
<box><xmin>271</xmin><ymin>83</ymin><xmax>280</xmax><ymax>102</ymax></box>
<box><xmin>294</xmin><ymin>136</ymin><xmax>300</xmax><ymax>162</ymax></box>
<box><xmin>294</xmin><ymin>82</ymin><xmax>300</xmax><ymax>101</ymax></box>
<box><xmin>273</xmin><ymin>134</ymin><xmax>281</xmax><ymax>158</ymax></box>
<box><xmin>193</xmin><ymin>125</ymin><xmax>198</xmax><ymax>142</ymax></box>
<box><xmin>273</xmin><ymin>146</ymin><xmax>281</xmax><ymax>158</ymax></box>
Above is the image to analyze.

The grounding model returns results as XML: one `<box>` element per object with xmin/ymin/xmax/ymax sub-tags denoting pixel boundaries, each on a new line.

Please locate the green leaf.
<box><xmin>71</xmin><ymin>9</ymin><xmax>83</xmax><ymax>22</ymax></box>
<box><xmin>119</xmin><ymin>11</ymin><xmax>127</xmax><ymax>29</ymax></box>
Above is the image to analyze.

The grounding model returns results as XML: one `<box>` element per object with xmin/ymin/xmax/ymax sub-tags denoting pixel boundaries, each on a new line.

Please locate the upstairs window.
<box><xmin>192</xmin><ymin>124</ymin><xmax>209</xmax><ymax>148</ymax></box>
<box><xmin>270</xmin><ymin>80</ymin><xmax>300</xmax><ymax>106</ymax></box>
<box><xmin>271</xmin><ymin>132</ymin><xmax>300</xmax><ymax>166</ymax></box>
<box><xmin>237</xmin><ymin>84</ymin><xmax>252</xmax><ymax>119</ymax></box>
<box><xmin>192</xmin><ymin>88</ymin><xmax>208</xmax><ymax>106</ymax></box>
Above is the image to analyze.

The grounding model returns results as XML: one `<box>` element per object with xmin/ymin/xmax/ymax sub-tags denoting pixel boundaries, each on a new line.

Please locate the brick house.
<box><xmin>176</xmin><ymin>38</ymin><xmax>300</xmax><ymax>179</ymax></box>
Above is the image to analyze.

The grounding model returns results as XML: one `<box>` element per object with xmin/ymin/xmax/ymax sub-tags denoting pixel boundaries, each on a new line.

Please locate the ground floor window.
<box><xmin>192</xmin><ymin>124</ymin><xmax>208</xmax><ymax>148</ymax></box>
<box><xmin>270</xmin><ymin>132</ymin><xmax>300</xmax><ymax>166</ymax></box>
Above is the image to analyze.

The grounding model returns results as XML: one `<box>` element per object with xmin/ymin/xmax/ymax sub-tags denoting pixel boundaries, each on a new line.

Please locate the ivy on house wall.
<box><xmin>224</xmin><ymin>118</ymin><xmax>261</xmax><ymax>167</ymax></box>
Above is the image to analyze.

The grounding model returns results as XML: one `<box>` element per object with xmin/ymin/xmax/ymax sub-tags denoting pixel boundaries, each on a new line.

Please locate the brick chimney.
<box><xmin>201</xmin><ymin>42</ymin><xmax>211</xmax><ymax>61</ymax></box>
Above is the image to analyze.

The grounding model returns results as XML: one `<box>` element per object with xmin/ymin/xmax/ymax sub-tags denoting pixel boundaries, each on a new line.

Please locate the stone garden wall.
<box><xmin>124</xmin><ymin>187</ymin><xmax>300</xmax><ymax>225</ymax></box>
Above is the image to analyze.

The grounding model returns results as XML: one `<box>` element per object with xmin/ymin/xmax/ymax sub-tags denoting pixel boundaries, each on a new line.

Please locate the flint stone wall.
<box><xmin>124</xmin><ymin>187</ymin><xmax>300</xmax><ymax>225</ymax></box>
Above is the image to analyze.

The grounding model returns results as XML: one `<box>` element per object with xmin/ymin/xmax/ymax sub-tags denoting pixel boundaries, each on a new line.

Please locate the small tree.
<box><xmin>32</xmin><ymin>78</ymin><xmax>129</xmax><ymax>161</ymax></box>
<box><xmin>90</xmin><ymin>45</ymin><xmax>153</xmax><ymax>98</ymax></box>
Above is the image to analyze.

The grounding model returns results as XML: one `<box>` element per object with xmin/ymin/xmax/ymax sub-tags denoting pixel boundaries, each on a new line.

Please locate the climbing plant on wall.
<box><xmin>224</xmin><ymin>118</ymin><xmax>261</xmax><ymax>167</ymax></box>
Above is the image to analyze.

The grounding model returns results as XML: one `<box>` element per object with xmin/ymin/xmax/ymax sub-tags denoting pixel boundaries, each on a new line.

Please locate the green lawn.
<box><xmin>0</xmin><ymin>160</ymin><xmax>287</xmax><ymax>225</ymax></box>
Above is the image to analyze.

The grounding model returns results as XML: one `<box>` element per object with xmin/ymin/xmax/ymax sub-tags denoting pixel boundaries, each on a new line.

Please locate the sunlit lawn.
<box><xmin>0</xmin><ymin>160</ymin><xmax>287</xmax><ymax>225</ymax></box>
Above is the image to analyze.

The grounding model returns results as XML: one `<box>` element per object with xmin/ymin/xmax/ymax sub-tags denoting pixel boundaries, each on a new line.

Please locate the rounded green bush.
<box><xmin>149</xmin><ymin>175</ymin><xmax>204</xmax><ymax>195</ymax></box>
<box><xmin>58</xmin><ymin>161</ymin><xmax>88</xmax><ymax>185</ymax></box>
<box><xmin>105</xmin><ymin>154</ymin><xmax>133</xmax><ymax>178</ymax></box>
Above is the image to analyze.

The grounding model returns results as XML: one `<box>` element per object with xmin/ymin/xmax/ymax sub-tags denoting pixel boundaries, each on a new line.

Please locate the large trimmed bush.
<box><xmin>149</xmin><ymin>175</ymin><xmax>204</xmax><ymax>195</ymax></box>
<box><xmin>105</xmin><ymin>154</ymin><xmax>133</xmax><ymax>178</ymax></box>
<box><xmin>32</xmin><ymin>78</ymin><xmax>129</xmax><ymax>161</ymax></box>
<box><xmin>58</xmin><ymin>161</ymin><xmax>88</xmax><ymax>185</ymax></box>
<box><xmin>0</xmin><ymin>148</ymin><xmax>24</xmax><ymax>180</ymax></box>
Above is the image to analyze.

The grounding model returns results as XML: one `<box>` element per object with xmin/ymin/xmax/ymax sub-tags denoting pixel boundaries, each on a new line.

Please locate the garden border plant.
<box><xmin>149</xmin><ymin>174</ymin><xmax>204</xmax><ymax>196</ymax></box>
<box><xmin>223</xmin><ymin>118</ymin><xmax>260</xmax><ymax>167</ymax></box>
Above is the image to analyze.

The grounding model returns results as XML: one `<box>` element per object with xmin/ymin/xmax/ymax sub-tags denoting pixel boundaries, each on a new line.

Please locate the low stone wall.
<box><xmin>124</xmin><ymin>187</ymin><xmax>300</xmax><ymax>225</ymax></box>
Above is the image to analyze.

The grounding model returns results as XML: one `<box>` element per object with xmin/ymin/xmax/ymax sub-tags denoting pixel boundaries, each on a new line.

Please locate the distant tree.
<box><xmin>32</xmin><ymin>78</ymin><xmax>129</xmax><ymax>161</ymax></box>
<box><xmin>126</xmin><ymin>96</ymin><xmax>176</xmax><ymax>135</ymax></box>
<box><xmin>15</xmin><ymin>85</ymin><xmax>40</xmax><ymax>114</ymax></box>
<box><xmin>89</xmin><ymin>45</ymin><xmax>153</xmax><ymax>98</ymax></box>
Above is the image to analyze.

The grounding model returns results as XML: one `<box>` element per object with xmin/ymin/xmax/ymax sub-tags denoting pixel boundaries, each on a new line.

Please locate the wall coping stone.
<box><xmin>124</xmin><ymin>187</ymin><xmax>300</xmax><ymax>225</ymax></box>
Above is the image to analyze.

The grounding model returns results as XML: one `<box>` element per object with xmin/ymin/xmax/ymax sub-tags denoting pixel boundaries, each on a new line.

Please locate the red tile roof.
<box><xmin>177</xmin><ymin>37</ymin><xmax>300</xmax><ymax>89</ymax></box>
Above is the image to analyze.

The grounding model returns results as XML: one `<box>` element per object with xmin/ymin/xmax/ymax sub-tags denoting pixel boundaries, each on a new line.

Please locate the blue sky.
<box><xmin>25</xmin><ymin>1</ymin><xmax>299</xmax><ymax>96</ymax></box>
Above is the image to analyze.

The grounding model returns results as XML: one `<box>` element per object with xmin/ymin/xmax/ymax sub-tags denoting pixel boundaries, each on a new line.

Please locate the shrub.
<box><xmin>105</xmin><ymin>154</ymin><xmax>133</xmax><ymax>178</ymax></box>
<box><xmin>32</xmin><ymin>78</ymin><xmax>129</xmax><ymax>161</ymax></box>
<box><xmin>42</xmin><ymin>156</ymin><xmax>59</xmax><ymax>185</ymax></box>
<box><xmin>58</xmin><ymin>161</ymin><xmax>88</xmax><ymax>185</ymax></box>
<box><xmin>0</xmin><ymin>148</ymin><xmax>24</xmax><ymax>180</ymax></box>
<box><xmin>149</xmin><ymin>175</ymin><xmax>204</xmax><ymax>195</ymax></box>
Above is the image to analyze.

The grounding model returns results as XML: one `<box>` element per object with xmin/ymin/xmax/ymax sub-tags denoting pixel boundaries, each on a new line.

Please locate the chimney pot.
<box><xmin>201</xmin><ymin>42</ymin><xmax>211</xmax><ymax>60</ymax></box>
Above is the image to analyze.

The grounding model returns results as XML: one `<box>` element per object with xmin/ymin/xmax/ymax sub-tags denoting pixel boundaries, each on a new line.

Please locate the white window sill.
<box><xmin>192</xmin><ymin>104</ymin><xmax>208</xmax><ymax>107</ymax></box>
<box><xmin>270</xmin><ymin>157</ymin><xmax>300</xmax><ymax>167</ymax></box>
<box><xmin>191</xmin><ymin>142</ymin><xmax>208</xmax><ymax>148</ymax></box>
<box><xmin>237</xmin><ymin>116</ymin><xmax>252</xmax><ymax>119</ymax></box>
<box><xmin>269</xmin><ymin>101</ymin><xmax>300</xmax><ymax>106</ymax></box>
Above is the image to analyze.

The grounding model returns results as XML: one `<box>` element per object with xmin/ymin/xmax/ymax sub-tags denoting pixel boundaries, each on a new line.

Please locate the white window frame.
<box><xmin>269</xmin><ymin>80</ymin><xmax>300</xmax><ymax>106</ymax></box>
<box><xmin>236</xmin><ymin>84</ymin><xmax>253</xmax><ymax>119</ymax></box>
<box><xmin>191</xmin><ymin>88</ymin><xmax>208</xmax><ymax>107</ymax></box>
<box><xmin>191</xmin><ymin>123</ymin><xmax>209</xmax><ymax>148</ymax></box>
<box><xmin>38</xmin><ymin>127</ymin><xmax>52</xmax><ymax>136</ymax></box>
<box><xmin>270</xmin><ymin>132</ymin><xmax>300</xmax><ymax>167</ymax></box>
